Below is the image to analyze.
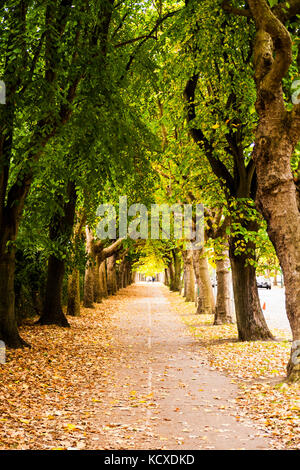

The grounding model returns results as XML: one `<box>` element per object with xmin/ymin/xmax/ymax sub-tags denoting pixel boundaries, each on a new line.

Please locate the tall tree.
<box><xmin>222</xmin><ymin>0</ymin><xmax>300</xmax><ymax>381</ymax></box>
<box><xmin>0</xmin><ymin>0</ymin><xmax>115</xmax><ymax>346</ymax></box>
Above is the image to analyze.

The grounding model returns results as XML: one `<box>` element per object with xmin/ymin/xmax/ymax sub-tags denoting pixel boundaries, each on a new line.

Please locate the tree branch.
<box><xmin>183</xmin><ymin>75</ymin><xmax>235</xmax><ymax>196</ymax></box>
<box><xmin>114</xmin><ymin>34</ymin><xmax>157</xmax><ymax>48</ymax></box>
<box><xmin>102</xmin><ymin>238</ymin><xmax>124</xmax><ymax>259</ymax></box>
<box><xmin>221</xmin><ymin>0</ymin><xmax>252</xmax><ymax>17</ymax></box>
<box><xmin>273</xmin><ymin>0</ymin><xmax>300</xmax><ymax>21</ymax></box>
<box><xmin>248</xmin><ymin>0</ymin><xmax>292</xmax><ymax>92</ymax></box>
<box><xmin>124</xmin><ymin>8</ymin><xmax>182</xmax><ymax>74</ymax></box>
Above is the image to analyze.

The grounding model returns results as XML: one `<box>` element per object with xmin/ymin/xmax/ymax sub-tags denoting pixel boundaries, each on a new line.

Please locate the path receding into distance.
<box><xmin>92</xmin><ymin>282</ymin><xmax>274</xmax><ymax>450</ymax></box>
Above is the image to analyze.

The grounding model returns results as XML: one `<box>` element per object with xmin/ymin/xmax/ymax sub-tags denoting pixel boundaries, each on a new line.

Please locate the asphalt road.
<box><xmin>257</xmin><ymin>287</ymin><xmax>291</xmax><ymax>334</ymax></box>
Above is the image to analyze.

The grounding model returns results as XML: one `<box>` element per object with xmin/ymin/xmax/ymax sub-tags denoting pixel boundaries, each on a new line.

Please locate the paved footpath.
<box><xmin>92</xmin><ymin>283</ymin><xmax>274</xmax><ymax>450</ymax></box>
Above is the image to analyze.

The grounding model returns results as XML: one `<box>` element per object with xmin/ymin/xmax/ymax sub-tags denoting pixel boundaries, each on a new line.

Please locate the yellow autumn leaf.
<box><xmin>19</xmin><ymin>419</ymin><xmax>30</xmax><ymax>424</ymax></box>
<box><xmin>64</xmin><ymin>423</ymin><xmax>77</xmax><ymax>431</ymax></box>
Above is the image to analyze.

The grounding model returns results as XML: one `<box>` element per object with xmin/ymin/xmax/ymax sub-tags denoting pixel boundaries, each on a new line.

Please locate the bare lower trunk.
<box><xmin>106</xmin><ymin>254</ymin><xmax>117</xmax><ymax>296</ymax></box>
<box><xmin>164</xmin><ymin>268</ymin><xmax>169</xmax><ymax>286</ymax></box>
<box><xmin>214</xmin><ymin>249</ymin><xmax>234</xmax><ymax>325</ymax></box>
<box><xmin>93</xmin><ymin>255</ymin><xmax>102</xmax><ymax>303</ymax></box>
<box><xmin>254</xmin><ymin>119</ymin><xmax>300</xmax><ymax>381</ymax></box>
<box><xmin>0</xmin><ymin>247</ymin><xmax>28</xmax><ymax>347</ymax></box>
<box><xmin>193</xmin><ymin>249</ymin><xmax>214</xmax><ymax>314</ymax></box>
<box><xmin>199</xmin><ymin>251</ymin><xmax>215</xmax><ymax>314</ymax></box>
<box><xmin>256</xmin><ymin>149</ymin><xmax>300</xmax><ymax>379</ymax></box>
<box><xmin>39</xmin><ymin>256</ymin><xmax>70</xmax><ymax>326</ymax></box>
<box><xmin>67</xmin><ymin>268</ymin><xmax>81</xmax><ymax>317</ymax></box>
<box><xmin>183</xmin><ymin>249</ymin><xmax>195</xmax><ymax>302</ymax></box>
<box><xmin>99</xmin><ymin>260</ymin><xmax>108</xmax><ymax>298</ymax></box>
<box><xmin>67</xmin><ymin>212</ymin><xmax>85</xmax><ymax>317</ymax></box>
<box><xmin>168</xmin><ymin>262</ymin><xmax>175</xmax><ymax>291</ymax></box>
<box><xmin>229</xmin><ymin>238</ymin><xmax>273</xmax><ymax>341</ymax></box>
<box><xmin>125</xmin><ymin>263</ymin><xmax>132</xmax><ymax>287</ymax></box>
<box><xmin>83</xmin><ymin>227</ymin><xmax>95</xmax><ymax>308</ymax></box>
<box><xmin>170</xmin><ymin>249</ymin><xmax>181</xmax><ymax>291</ymax></box>
<box><xmin>39</xmin><ymin>182</ymin><xmax>76</xmax><ymax>326</ymax></box>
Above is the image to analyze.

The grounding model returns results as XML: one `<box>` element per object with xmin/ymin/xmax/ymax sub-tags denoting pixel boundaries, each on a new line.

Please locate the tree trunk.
<box><xmin>256</xmin><ymin>142</ymin><xmax>300</xmax><ymax>379</ymax></box>
<box><xmin>107</xmin><ymin>254</ymin><xmax>117</xmax><ymax>295</ymax></box>
<box><xmin>0</xmin><ymin>245</ymin><xmax>29</xmax><ymax>347</ymax></box>
<box><xmin>183</xmin><ymin>249</ymin><xmax>195</xmax><ymax>302</ymax></box>
<box><xmin>214</xmin><ymin>249</ymin><xmax>234</xmax><ymax>325</ymax></box>
<box><xmin>164</xmin><ymin>268</ymin><xmax>169</xmax><ymax>287</ymax></box>
<box><xmin>170</xmin><ymin>249</ymin><xmax>181</xmax><ymax>291</ymax></box>
<box><xmin>193</xmin><ymin>249</ymin><xmax>214</xmax><ymax>314</ymax></box>
<box><xmin>93</xmin><ymin>255</ymin><xmax>102</xmax><ymax>303</ymax></box>
<box><xmin>168</xmin><ymin>262</ymin><xmax>175</xmax><ymax>291</ymax></box>
<box><xmin>66</xmin><ymin>212</ymin><xmax>85</xmax><ymax>317</ymax></box>
<box><xmin>83</xmin><ymin>226</ymin><xmax>95</xmax><ymax>308</ymax></box>
<box><xmin>99</xmin><ymin>260</ymin><xmax>108</xmax><ymax>298</ymax></box>
<box><xmin>248</xmin><ymin>0</ymin><xmax>300</xmax><ymax>381</ymax></box>
<box><xmin>40</xmin><ymin>256</ymin><xmax>70</xmax><ymax>326</ymax></box>
<box><xmin>254</xmin><ymin>116</ymin><xmax>300</xmax><ymax>380</ymax></box>
<box><xmin>39</xmin><ymin>181</ymin><xmax>76</xmax><ymax>326</ymax></box>
<box><xmin>67</xmin><ymin>268</ymin><xmax>81</xmax><ymax>317</ymax></box>
<box><xmin>125</xmin><ymin>263</ymin><xmax>131</xmax><ymax>287</ymax></box>
<box><xmin>229</xmin><ymin>237</ymin><xmax>273</xmax><ymax>341</ymax></box>
<box><xmin>199</xmin><ymin>251</ymin><xmax>215</xmax><ymax>314</ymax></box>
<box><xmin>192</xmin><ymin>250</ymin><xmax>204</xmax><ymax>313</ymax></box>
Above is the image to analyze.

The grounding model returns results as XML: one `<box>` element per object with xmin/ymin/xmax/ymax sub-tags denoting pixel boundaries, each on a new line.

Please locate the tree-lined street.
<box><xmin>0</xmin><ymin>0</ymin><xmax>299</xmax><ymax>453</ymax></box>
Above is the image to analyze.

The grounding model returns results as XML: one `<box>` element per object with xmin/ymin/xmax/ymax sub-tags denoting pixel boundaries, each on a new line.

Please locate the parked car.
<box><xmin>256</xmin><ymin>277</ymin><xmax>271</xmax><ymax>289</ymax></box>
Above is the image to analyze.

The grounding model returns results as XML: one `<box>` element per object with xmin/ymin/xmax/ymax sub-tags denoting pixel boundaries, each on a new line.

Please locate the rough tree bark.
<box><xmin>246</xmin><ymin>0</ymin><xmax>300</xmax><ymax>381</ymax></box>
<box><xmin>38</xmin><ymin>181</ymin><xmax>77</xmax><ymax>326</ymax></box>
<box><xmin>199</xmin><ymin>252</ymin><xmax>215</xmax><ymax>314</ymax></box>
<box><xmin>93</xmin><ymin>254</ymin><xmax>102</xmax><ymax>304</ymax></box>
<box><xmin>67</xmin><ymin>268</ymin><xmax>81</xmax><ymax>317</ymax></box>
<box><xmin>183</xmin><ymin>249</ymin><xmax>195</xmax><ymax>302</ymax></box>
<box><xmin>169</xmin><ymin>248</ymin><xmax>182</xmax><ymax>291</ymax></box>
<box><xmin>99</xmin><ymin>260</ymin><xmax>108</xmax><ymax>298</ymax></box>
<box><xmin>167</xmin><ymin>262</ymin><xmax>175</xmax><ymax>291</ymax></box>
<box><xmin>214</xmin><ymin>248</ymin><xmax>234</xmax><ymax>325</ymax></box>
<box><xmin>67</xmin><ymin>212</ymin><xmax>86</xmax><ymax>317</ymax></box>
<box><xmin>229</xmin><ymin>233</ymin><xmax>273</xmax><ymax>341</ymax></box>
<box><xmin>164</xmin><ymin>268</ymin><xmax>170</xmax><ymax>286</ymax></box>
<box><xmin>193</xmin><ymin>249</ymin><xmax>215</xmax><ymax>314</ymax></box>
<box><xmin>83</xmin><ymin>226</ymin><xmax>95</xmax><ymax>309</ymax></box>
<box><xmin>106</xmin><ymin>253</ymin><xmax>118</xmax><ymax>296</ymax></box>
<box><xmin>0</xmin><ymin>244</ymin><xmax>28</xmax><ymax>347</ymax></box>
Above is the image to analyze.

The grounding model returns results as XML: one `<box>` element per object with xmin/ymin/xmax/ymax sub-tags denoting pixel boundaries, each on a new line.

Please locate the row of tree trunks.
<box><xmin>162</xmin><ymin>238</ymin><xmax>271</xmax><ymax>341</ymax></box>
<box><xmin>83</xmin><ymin>231</ymin><xmax>129</xmax><ymax>309</ymax></box>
